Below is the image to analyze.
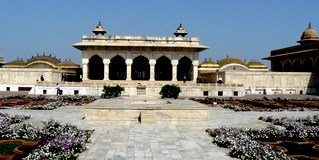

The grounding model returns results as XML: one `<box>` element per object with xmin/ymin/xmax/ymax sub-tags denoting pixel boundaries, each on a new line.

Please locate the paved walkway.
<box><xmin>2</xmin><ymin>104</ymin><xmax>319</xmax><ymax>160</ymax></box>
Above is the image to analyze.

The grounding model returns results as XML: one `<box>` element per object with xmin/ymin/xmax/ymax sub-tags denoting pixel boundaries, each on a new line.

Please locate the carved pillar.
<box><xmin>82</xmin><ymin>59</ymin><xmax>89</xmax><ymax>81</ymax></box>
<box><xmin>171</xmin><ymin>60</ymin><xmax>178</xmax><ymax>81</ymax></box>
<box><xmin>149</xmin><ymin>59</ymin><xmax>156</xmax><ymax>81</ymax></box>
<box><xmin>192</xmin><ymin>60</ymin><xmax>199</xmax><ymax>82</ymax></box>
<box><xmin>103</xmin><ymin>59</ymin><xmax>110</xmax><ymax>80</ymax></box>
<box><xmin>126</xmin><ymin>59</ymin><xmax>132</xmax><ymax>80</ymax></box>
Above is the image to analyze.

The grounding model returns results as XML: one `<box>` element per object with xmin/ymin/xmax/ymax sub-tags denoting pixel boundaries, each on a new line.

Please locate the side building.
<box><xmin>0</xmin><ymin>54</ymin><xmax>79</xmax><ymax>92</ymax></box>
<box><xmin>264</xmin><ymin>22</ymin><xmax>319</xmax><ymax>72</ymax></box>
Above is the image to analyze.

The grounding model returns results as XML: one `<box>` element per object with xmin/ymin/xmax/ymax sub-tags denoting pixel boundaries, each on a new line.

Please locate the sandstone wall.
<box><xmin>0</xmin><ymin>68</ymin><xmax>61</xmax><ymax>85</ymax></box>
<box><xmin>224</xmin><ymin>71</ymin><xmax>319</xmax><ymax>88</ymax></box>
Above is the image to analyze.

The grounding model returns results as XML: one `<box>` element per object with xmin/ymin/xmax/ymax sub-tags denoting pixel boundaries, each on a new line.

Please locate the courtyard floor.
<box><xmin>2</xmin><ymin>102</ymin><xmax>319</xmax><ymax>160</ymax></box>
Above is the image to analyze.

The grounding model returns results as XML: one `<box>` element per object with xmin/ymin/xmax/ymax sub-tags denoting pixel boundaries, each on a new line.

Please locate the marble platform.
<box><xmin>85</xmin><ymin>98</ymin><xmax>210</xmax><ymax>123</ymax></box>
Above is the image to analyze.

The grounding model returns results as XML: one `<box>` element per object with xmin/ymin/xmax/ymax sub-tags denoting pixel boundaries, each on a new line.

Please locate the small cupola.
<box><xmin>174</xmin><ymin>23</ymin><xmax>188</xmax><ymax>37</ymax></box>
<box><xmin>92</xmin><ymin>21</ymin><xmax>107</xmax><ymax>35</ymax></box>
<box><xmin>298</xmin><ymin>22</ymin><xmax>319</xmax><ymax>45</ymax></box>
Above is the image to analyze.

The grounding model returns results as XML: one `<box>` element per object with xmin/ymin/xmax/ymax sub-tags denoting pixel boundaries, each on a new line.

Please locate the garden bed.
<box><xmin>224</xmin><ymin>100</ymin><xmax>319</xmax><ymax>111</ymax></box>
<box><xmin>0</xmin><ymin>95</ymin><xmax>97</xmax><ymax>110</ymax></box>
<box><xmin>207</xmin><ymin>114</ymin><xmax>319</xmax><ymax>160</ymax></box>
<box><xmin>258</xmin><ymin>115</ymin><xmax>319</xmax><ymax>159</ymax></box>
<box><xmin>260</xmin><ymin>140</ymin><xmax>319</xmax><ymax>159</ymax></box>
<box><xmin>0</xmin><ymin>113</ymin><xmax>93</xmax><ymax>159</ymax></box>
<box><xmin>193</xmin><ymin>97</ymin><xmax>319</xmax><ymax>111</ymax></box>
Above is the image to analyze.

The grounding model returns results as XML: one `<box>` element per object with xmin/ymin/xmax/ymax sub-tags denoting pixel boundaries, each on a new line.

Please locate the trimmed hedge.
<box><xmin>101</xmin><ymin>85</ymin><xmax>124</xmax><ymax>99</ymax></box>
<box><xmin>159</xmin><ymin>84</ymin><xmax>181</xmax><ymax>99</ymax></box>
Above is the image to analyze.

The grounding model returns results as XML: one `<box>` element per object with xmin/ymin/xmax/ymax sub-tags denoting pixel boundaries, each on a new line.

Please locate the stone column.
<box><xmin>126</xmin><ymin>59</ymin><xmax>132</xmax><ymax>80</ymax></box>
<box><xmin>82</xmin><ymin>59</ymin><xmax>89</xmax><ymax>81</ymax></box>
<box><xmin>171</xmin><ymin>60</ymin><xmax>178</xmax><ymax>81</ymax></box>
<box><xmin>192</xmin><ymin>60</ymin><xmax>199</xmax><ymax>82</ymax></box>
<box><xmin>149</xmin><ymin>59</ymin><xmax>156</xmax><ymax>81</ymax></box>
<box><xmin>103</xmin><ymin>59</ymin><xmax>110</xmax><ymax>80</ymax></box>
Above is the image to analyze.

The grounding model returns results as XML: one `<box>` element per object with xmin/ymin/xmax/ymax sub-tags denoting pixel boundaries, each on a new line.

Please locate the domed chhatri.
<box><xmin>92</xmin><ymin>21</ymin><xmax>107</xmax><ymax>35</ymax></box>
<box><xmin>217</xmin><ymin>56</ymin><xmax>246</xmax><ymax>67</ymax></box>
<box><xmin>3</xmin><ymin>54</ymin><xmax>79</xmax><ymax>69</ymax></box>
<box><xmin>27</xmin><ymin>53</ymin><xmax>60</xmax><ymax>65</ymax></box>
<box><xmin>3</xmin><ymin>58</ymin><xmax>26</xmax><ymax>68</ymax></box>
<box><xmin>199</xmin><ymin>58</ymin><xmax>220</xmax><ymax>68</ymax></box>
<box><xmin>298</xmin><ymin>22</ymin><xmax>319</xmax><ymax>44</ymax></box>
<box><xmin>246</xmin><ymin>60</ymin><xmax>267</xmax><ymax>69</ymax></box>
<box><xmin>174</xmin><ymin>23</ymin><xmax>188</xmax><ymax>37</ymax></box>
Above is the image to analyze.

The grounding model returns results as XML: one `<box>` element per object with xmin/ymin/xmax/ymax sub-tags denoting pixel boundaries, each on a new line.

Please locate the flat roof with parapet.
<box><xmin>73</xmin><ymin>35</ymin><xmax>208</xmax><ymax>52</ymax></box>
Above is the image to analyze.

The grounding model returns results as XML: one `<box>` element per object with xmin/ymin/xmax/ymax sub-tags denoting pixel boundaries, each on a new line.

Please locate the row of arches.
<box><xmin>272</xmin><ymin>59</ymin><xmax>319</xmax><ymax>72</ymax></box>
<box><xmin>87</xmin><ymin>55</ymin><xmax>193</xmax><ymax>81</ymax></box>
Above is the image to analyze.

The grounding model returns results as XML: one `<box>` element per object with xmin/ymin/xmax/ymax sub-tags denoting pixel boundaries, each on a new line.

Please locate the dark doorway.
<box><xmin>109</xmin><ymin>55</ymin><xmax>127</xmax><ymax>80</ymax></box>
<box><xmin>293</xmin><ymin>61</ymin><xmax>302</xmax><ymax>72</ymax></box>
<box><xmin>132</xmin><ymin>56</ymin><xmax>150</xmax><ymax>80</ymax></box>
<box><xmin>283</xmin><ymin>61</ymin><xmax>292</xmax><ymax>72</ymax></box>
<box><xmin>155</xmin><ymin>56</ymin><xmax>172</xmax><ymax>80</ymax></box>
<box><xmin>177</xmin><ymin>56</ymin><xmax>193</xmax><ymax>81</ymax></box>
<box><xmin>88</xmin><ymin>55</ymin><xmax>104</xmax><ymax>80</ymax></box>
<box><xmin>272</xmin><ymin>61</ymin><xmax>283</xmax><ymax>71</ymax></box>
<box><xmin>315</xmin><ymin>60</ymin><xmax>319</xmax><ymax>73</ymax></box>
<box><xmin>303</xmin><ymin>59</ymin><xmax>313</xmax><ymax>72</ymax></box>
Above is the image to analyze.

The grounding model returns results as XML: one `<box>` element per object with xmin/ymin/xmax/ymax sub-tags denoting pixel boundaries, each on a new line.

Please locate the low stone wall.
<box><xmin>2</xmin><ymin>70</ymin><xmax>318</xmax><ymax>96</ymax></box>
<box><xmin>28</xmin><ymin>82</ymin><xmax>245</xmax><ymax>97</ymax></box>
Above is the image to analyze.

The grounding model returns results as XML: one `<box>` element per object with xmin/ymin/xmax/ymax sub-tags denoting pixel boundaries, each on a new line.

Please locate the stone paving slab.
<box><xmin>2</xmin><ymin>104</ymin><xmax>319</xmax><ymax>160</ymax></box>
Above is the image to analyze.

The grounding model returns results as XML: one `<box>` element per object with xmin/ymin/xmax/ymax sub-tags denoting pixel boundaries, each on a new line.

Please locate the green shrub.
<box><xmin>159</xmin><ymin>84</ymin><xmax>181</xmax><ymax>99</ymax></box>
<box><xmin>101</xmin><ymin>85</ymin><xmax>124</xmax><ymax>99</ymax></box>
<box><xmin>0</xmin><ymin>142</ymin><xmax>20</xmax><ymax>155</ymax></box>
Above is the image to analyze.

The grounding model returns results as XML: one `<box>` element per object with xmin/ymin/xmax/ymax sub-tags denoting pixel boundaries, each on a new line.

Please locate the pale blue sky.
<box><xmin>1</xmin><ymin>0</ymin><xmax>319</xmax><ymax>65</ymax></box>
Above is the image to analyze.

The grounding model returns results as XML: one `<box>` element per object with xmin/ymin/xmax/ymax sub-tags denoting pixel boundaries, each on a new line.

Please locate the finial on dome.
<box><xmin>92</xmin><ymin>21</ymin><xmax>107</xmax><ymax>35</ymax></box>
<box><xmin>298</xmin><ymin>21</ymin><xmax>319</xmax><ymax>44</ymax></box>
<box><xmin>174</xmin><ymin>23</ymin><xmax>188</xmax><ymax>37</ymax></box>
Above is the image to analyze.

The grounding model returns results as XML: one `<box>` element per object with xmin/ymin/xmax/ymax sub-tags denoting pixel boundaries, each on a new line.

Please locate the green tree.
<box><xmin>159</xmin><ymin>84</ymin><xmax>181</xmax><ymax>99</ymax></box>
<box><xmin>101</xmin><ymin>85</ymin><xmax>124</xmax><ymax>99</ymax></box>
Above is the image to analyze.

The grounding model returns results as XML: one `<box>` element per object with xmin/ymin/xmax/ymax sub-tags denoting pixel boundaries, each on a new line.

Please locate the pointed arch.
<box><xmin>283</xmin><ymin>61</ymin><xmax>292</xmax><ymax>72</ymax></box>
<box><xmin>132</xmin><ymin>56</ymin><xmax>150</xmax><ymax>80</ymax></box>
<box><xmin>293</xmin><ymin>61</ymin><xmax>302</xmax><ymax>72</ymax></box>
<box><xmin>155</xmin><ymin>56</ymin><xmax>172</xmax><ymax>80</ymax></box>
<box><xmin>272</xmin><ymin>61</ymin><xmax>283</xmax><ymax>71</ymax></box>
<box><xmin>88</xmin><ymin>55</ymin><xmax>104</xmax><ymax>80</ymax></box>
<box><xmin>109</xmin><ymin>55</ymin><xmax>127</xmax><ymax>80</ymax></box>
<box><xmin>177</xmin><ymin>56</ymin><xmax>193</xmax><ymax>81</ymax></box>
<box><xmin>303</xmin><ymin>59</ymin><xmax>313</xmax><ymax>72</ymax></box>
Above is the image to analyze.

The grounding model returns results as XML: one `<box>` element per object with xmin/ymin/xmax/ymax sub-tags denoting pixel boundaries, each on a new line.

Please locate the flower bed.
<box><xmin>0</xmin><ymin>118</ymin><xmax>93</xmax><ymax>160</ymax></box>
<box><xmin>207</xmin><ymin>115</ymin><xmax>319</xmax><ymax>159</ymax></box>
<box><xmin>219</xmin><ymin>100</ymin><xmax>317</xmax><ymax>112</ymax></box>
<box><xmin>258</xmin><ymin>115</ymin><xmax>319</xmax><ymax>159</ymax></box>
<box><xmin>206</xmin><ymin>126</ymin><xmax>289</xmax><ymax>160</ymax></box>
<box><xmin>24</xmin><ymin>120</ymin><xmax>94</xmax><ymax>160</ymax></box>
<box><xmin>0</xmin><ymin>95</ymin><xmax>98</xmax><ymax>110</ymax></box>
<box><xmin>0</xmin><ymin>113</ymin><xmax>30</xmax><ymax>130</ymax></box>
<box><xmin>193</xmin><ymin>97</ymin><xmax>319</xmax><ymax>112</ymax></box>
